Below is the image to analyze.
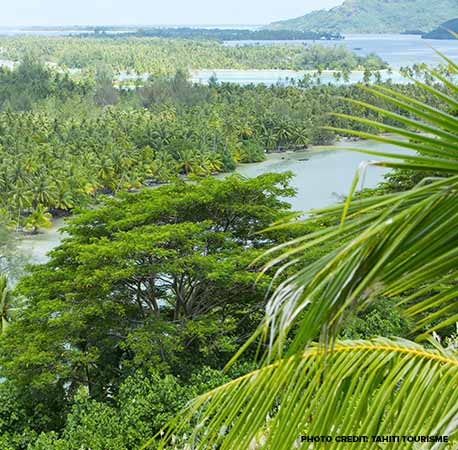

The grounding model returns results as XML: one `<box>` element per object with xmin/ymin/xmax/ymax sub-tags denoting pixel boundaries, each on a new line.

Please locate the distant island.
<box><xmin>400</xmin><ymin>30</ymin><xmax>425</xmax><ymax>35</ymax></box>
<box><xmin>11</xmin><ymin>26</ymin><xmax>342</xmax><ymax>41</ymax></box>
<box><xmin>267</xmin><ymin>0</ymin><xmax>458</xmax><ymax>34</ymax></box>
<box><xmin>92</xmin><ymin>27</ymin><xmax>343</xmax><ymax>41</ymax></box>
<box><xmin>422</xmin><ymin>19</ymin><xmax>458</xmax><ymax>39</ymax></box>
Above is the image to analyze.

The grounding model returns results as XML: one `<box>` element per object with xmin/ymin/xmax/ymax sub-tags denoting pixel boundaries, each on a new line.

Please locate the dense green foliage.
<box><xmin>1</xmin><ymin>29</ymin><xmax>455</xmax><ymax>450</ymax></box>
<box><xmin>0</xmin><ymin>56</ymin><xmax>90</xmax><ymax>110</ymax></box>
<box><xmin>0</xmin><ymin>36</ymin><xmax>386</xmax><ymax>74</ymax></box>
<box><xmin>1</xmin><ymin>364</ymin><xmax>261</xmax><ymax>450</ymax></box>
<box><xmin>0</xmin><ymin>171</ymin><xmax>411</xmax><ymax>449</ymax></box>
<box><xmin>268</xmin><ymin>0</ymin><xmax>458</xmax><ymax>33</ymax></box>
<box><xmin>0</xmin><ymin>174</ymin><xmax>305</xmax><ymax>447</ymax></box>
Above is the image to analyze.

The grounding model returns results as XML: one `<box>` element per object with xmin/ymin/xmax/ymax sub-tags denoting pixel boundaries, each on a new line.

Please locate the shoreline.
<box><xmin>15</xmin><ymin>132</ymin><xmax>406</xmax><ymax>269</ymax></box>
<box><xmin>190</xmin><ymin>68</ymin><xmax>392</xmax><ymax>75</ymax></box>
<box><xmin>16</xmin><ymin>134</ymin><xmax>390</xmax><ymax>234</ymax></box>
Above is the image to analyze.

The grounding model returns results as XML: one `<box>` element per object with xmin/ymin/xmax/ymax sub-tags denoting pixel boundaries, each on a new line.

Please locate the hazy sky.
<box><xmin>3</xmin><ymin>0</ymin><xmax>344</xmax><ymax>26</ymax></box>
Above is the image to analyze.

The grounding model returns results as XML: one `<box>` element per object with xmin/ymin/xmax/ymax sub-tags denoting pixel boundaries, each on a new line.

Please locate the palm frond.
<box><xmin>149</xmin><ymin>339</ymin><xmax>458</xmax><ymax>450</ymax></box>
<box><xmin>256</xmin><ymin>62</ymin><xmax>458</xmax><ymax>355</ymax></box>
<box><xmin>259</xmin><ymin>175</ymin><xmax>458</xmax><ymax>357</ymax></box>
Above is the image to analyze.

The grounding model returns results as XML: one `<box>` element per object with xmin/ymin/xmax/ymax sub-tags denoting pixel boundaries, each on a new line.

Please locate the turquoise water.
<box><xmin>190</xmin><ymin>69</ymin><xmax>405</xmax><ymax>86</ymax></box>
<box><xmin>193</xmin><ymin>34</ymin><xmax>458</xmax><ymax>85</ymax></box>
<box><xmin>2</xmin><ymin>33</ymin><xmax>456</xmax><ymax>86</ymax></box>
<box><xmin>116</xmin><ymin>34</ymin><xmax>458</xmax><ymax>86</ymax></box>
<box><xmin>224</xmin><ymin>34</ymin><xmax>458</xmax><ymax>69</ymax></box>
<box><xmin>235</xmin><ymin>138</ymin><xmax>407</xmax><ymax>212</ymax></box>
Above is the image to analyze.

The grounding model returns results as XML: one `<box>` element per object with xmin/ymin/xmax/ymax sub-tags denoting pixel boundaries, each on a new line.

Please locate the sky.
<box><xmin>1</xmin><ymin>0</ymin><xmax>344</xmax><ymax>27</ymax></box>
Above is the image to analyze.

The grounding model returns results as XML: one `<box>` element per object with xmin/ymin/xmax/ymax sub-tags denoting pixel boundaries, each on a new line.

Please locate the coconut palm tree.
<box><xmin>149</xmin><ymin>56</ymin><xmax>458</xmax><ymax>449</ymax></box>
<box><xmin>24</xmin><ymin>205</ymin><xmax>52</xmax><ymax>234</ymax></box>
<box><xmin>30</xmin><ymin>174</ymin><xmax>57</xmax><ymax>209</ymax></box>
<box><xmin>175</xmin><ymin>148</ymin><xmax>199</xmax><ymax>176</ymax></box>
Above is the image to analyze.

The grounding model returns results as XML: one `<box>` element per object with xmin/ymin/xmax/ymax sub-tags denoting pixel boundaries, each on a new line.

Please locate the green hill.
<box><xmin>422</xmin><ymin>18</ymin><xmax>458</xmax><ymax>39</ymax></box>
<box><xmin>268</xmin><ymin>0</ymin><xmax>458</xmax><ymax>34</ymax></box>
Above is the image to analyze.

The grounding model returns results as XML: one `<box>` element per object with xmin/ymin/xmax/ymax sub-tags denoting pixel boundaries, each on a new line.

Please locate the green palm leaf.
<box><xmin>148</xmin><ymin>339</ymin><xmax>458</xmax><ymax>450</ymax></box>
<box><xmin>258</xmin><ymin>63</ymin><xmax>458</xmax><ymax>356</ymax></box>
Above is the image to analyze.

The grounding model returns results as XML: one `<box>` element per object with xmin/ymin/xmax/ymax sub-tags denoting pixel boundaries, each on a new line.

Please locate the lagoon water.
<box><xmin>21</xmin><ymin>138</ymin><xmax>407</xmax><ymax>264</ymax></box>
<box><xmin>190</xmin><ymin>68</ymin><xmax>405</xmax><ymax>86</ymax></box>
<box><xmin>1</xmin><ymin>32</ymin><xmax>457</xmax><ymax>86</ymax></box>
<box><xmin>193</xmin><ymin>34</ymin><xmax>458</xmax><ymax>85</ymax></box>
<box><xmin>17</xmin><ymin>218</ymin><xmax>67</xmax><ymax>265</ymax></box>
<box><xmin>236</xmin><ymin>138</ymin><xmax>405</xmax><ymax>212</ymax></box>
<box><xmin>1</xmin><ymin>29</ymin><xmax>456</xmax><ymax>68</ymax></box>
<box><xmin>224</xmin><ymin>34</ymin><xmax>458</xmax><ymax>69</ymax></box>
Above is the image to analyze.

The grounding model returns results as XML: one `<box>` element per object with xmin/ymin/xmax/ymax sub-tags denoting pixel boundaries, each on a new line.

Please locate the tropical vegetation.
<box><xmin>1</xmin><ymin>28</ymin><xmax>458</xmax><ymax>450</ymax></box>
<box><xmin>0</xmin><ymin>57</ymin><xmax>441</xmax><ymax>232</ymax></box>
<box><xmin>0</xmin><ymin>173</ymin><xmax>306</xmax><ymax>448</ymax></box>
<box><xmin>0</xmin><ymin>36</ymin><xmax>386</xmax><ymax>74</ymax></box>
<box><xmin>101</xmin><ymin>28</ymin><xmax>343</xmax><ymax>41</ymax></box>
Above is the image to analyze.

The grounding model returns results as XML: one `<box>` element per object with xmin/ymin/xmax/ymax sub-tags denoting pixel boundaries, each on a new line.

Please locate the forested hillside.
<box><xmin>422</xmin><ymin>18</ymin><xmax>458</xmax><ymax>39</ymax></box>
<box><xmin>268</xmin><ymin>0</ymin><xmax>458</xmax><ymax>33</ymax></box>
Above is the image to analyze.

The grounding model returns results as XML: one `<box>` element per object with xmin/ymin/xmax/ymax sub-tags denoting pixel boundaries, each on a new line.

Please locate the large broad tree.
<box><xmin>0</xmin><ymin>173</ymin><xmax>302</xmax><ymax>430</ymax></box>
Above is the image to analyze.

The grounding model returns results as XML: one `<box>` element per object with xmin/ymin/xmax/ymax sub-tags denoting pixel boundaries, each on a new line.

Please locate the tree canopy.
<box><xmin>0</xmin><ymin>173</ymin><xmax>304</xmax><ymax>439</ymax></box>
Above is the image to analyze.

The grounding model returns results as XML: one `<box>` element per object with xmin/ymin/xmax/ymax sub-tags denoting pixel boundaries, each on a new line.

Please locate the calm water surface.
<box><xmin>190</xmin><ymin>68</ymin><xmax>404</xmax><ymax>86</ymax></box>
<box><xmin>236</xmin><ymin>138</ymin><xmax>405</xmax><ymax>211</ymax></box>
<box><xmin>17</xmin><ymin>218</ymin><xmax>67</xmax><ymax>265</ymax></box>
<box><xmin>194</xmin><ymin>34</ymin><xmax>458</xmax><ymax>85</ymax></box>
<box><xmin>2</xmin><ymin>33</ymin><xmax>456</xmax><ymax>86</ymax></box>
<box><xmin>224</xmin><ymin>34</ymin><xmax>458</xmax><ymax>68</ymax></box>
<box><xmin>5</xmin><ymin>34</ymin><xmax>427</xmax><ymax>261</ymax></box>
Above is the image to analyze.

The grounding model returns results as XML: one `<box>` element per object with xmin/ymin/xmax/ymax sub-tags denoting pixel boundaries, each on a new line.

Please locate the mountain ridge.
<box><xmin>267</xmin><ymin>0</ymin><xmax>458</xmax><ymax>34</ymax></box>
<box><xmin>422</xmin><ymin>18</ymin><xmax>458</xmax><ymax>39</ymax></box>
